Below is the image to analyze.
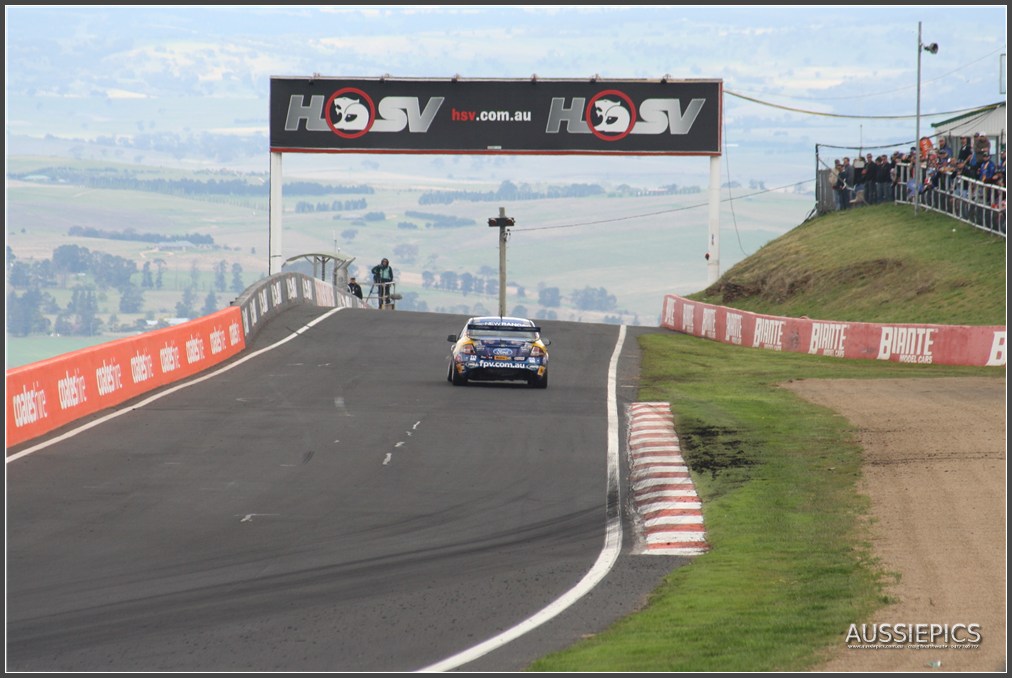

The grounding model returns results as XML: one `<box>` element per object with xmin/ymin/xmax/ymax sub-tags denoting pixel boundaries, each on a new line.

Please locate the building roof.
<box><xmin>931</xmin><ymin>102</ymin><xmax>1006</xmax><ymax>141</ymax></box>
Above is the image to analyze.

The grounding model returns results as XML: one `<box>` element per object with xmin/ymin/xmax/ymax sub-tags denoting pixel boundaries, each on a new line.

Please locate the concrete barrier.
<box><xmin>6</xmin><ymin>273</ymin><xmax>367</xmax><ymax>448</ymax></box>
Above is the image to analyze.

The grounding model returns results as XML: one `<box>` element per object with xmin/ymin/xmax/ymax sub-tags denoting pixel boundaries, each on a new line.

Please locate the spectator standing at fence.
<box><xmin>839</xmin><ymin>157</ymin><xmax>854</xmax><ymax>210</ymax></box>
<box><xmin>828</xmin><ymin>160</ymin><xmax>843</xmax><ymax>211</ymax></box>
<box><xmin>889</xmin><ymin>151</ymin><xmax>903</xmax><ymax>195</ymax></box>
<box><xmin>968</xmin><ymin>133</ymin><xmax>986</xmax><ymax>177</ymax></box>
<box><xmin>937</xmin><ymin>155</ymin><xmax>955</xmax><ymax>192</ymax></box>
<box><xmin>924</xmin><ymin>155</ymin><xmax>944</xmax><ymax>206</ymax></box>
<box><xmin>876</xmin><ymin>155</ymin><xmax>893</xmax><ymax>204</ymax></box>
<box><xmin>863</xmin><ymin>153</ymin><xmax>879</xmax><ymax>205</ymax></box>
<box><xmin>973</xmin><ymin>133</ymin><xmax>991</xmax><ymax>160</ymax></box>
<box><xmin>950</xmin><ymin>159</ymin><xmax>971</xmax><ymax>218</ymax></box>
<box><xmin>978</xmin><ymin>152</ymin><xmax>996</xmax><ymax>183</ymax></box>
<box><xmin>852</xmin><ymin>154</ymin><xmax>867</xmax><ymax>205</ymax></box>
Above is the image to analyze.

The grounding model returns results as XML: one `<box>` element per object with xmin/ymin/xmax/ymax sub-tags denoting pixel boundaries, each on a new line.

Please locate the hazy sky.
<box><xmin>2</xmin><ymin>5</ymin><xmax>1007</xmax><ymax>331</ymax></box>
<box><xmin>4</xmin><ymin>5</ymin><xmax>1008</xmax><ymax>186</ymax></box>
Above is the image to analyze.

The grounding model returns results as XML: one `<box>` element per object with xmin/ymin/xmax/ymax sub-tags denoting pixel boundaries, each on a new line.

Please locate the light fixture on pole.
<box><xmin>914</xmin><ymin>21</ymin><xmax>939</xmax><ymax>215</ymax></box>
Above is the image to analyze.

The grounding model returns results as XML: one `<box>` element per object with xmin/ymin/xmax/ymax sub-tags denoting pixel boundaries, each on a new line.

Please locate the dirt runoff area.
<box><xmin>780</xmin><ymin>376</ymin><xmax>1006</xmax><ymax>673</ymax></box>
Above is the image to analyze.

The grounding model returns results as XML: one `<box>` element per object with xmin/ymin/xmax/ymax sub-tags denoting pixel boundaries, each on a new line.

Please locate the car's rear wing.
<box><xmin>467</xmin><ymin>323</ymin><xmax>542</xmax><ymax>333</ymax></box>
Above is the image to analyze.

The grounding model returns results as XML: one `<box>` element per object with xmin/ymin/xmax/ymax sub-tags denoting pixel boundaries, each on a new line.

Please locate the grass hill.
<box><xmin>688</xmin><ymin>204</ymin><xmax>1006</xmax><ymax>326</ymax></box>
<box><xmin>531</xmin><ymin>204</ymin><xmax>1004</xmax><ymax>671</ymax></box>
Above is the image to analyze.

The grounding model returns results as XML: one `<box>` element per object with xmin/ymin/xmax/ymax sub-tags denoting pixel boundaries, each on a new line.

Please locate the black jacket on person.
<box><xmin>876</xmin><ymin>160</ymin><xmax>892</xmax><ymax>183</ymax></box>
<box><xmin>957</xmin><ymin>142</ymin><xmax>973</xmax><ymax>165</ymax></box>
<box><xmin>371</xmin><ymin>264</ymin><xmax>393</xmax><ymax>284</ymax></box>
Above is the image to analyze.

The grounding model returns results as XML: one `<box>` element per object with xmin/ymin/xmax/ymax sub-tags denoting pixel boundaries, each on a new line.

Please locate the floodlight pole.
<box><xmin>914</xmin><ymin>22</ymin><xmax>938</xmax><ymax>216</ymax></box>
<box><xmin>488</xmin><ymin>207</ymin><xmax>513</xmax><ymax>316</ymax></box>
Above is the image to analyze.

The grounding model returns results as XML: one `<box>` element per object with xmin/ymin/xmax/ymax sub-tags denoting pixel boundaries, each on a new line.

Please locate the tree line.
<box><xmin>6</xmin><ymin>244</ymin><xmax>246</xmax><ymax>337</ymax></box>
<box><xmin>68</xmin><ymin>225</ymin><xmax>216</xmax><ymax>245</ymax></box>
<box><xmin>418</xmin><ymin>180</ymin><xmax>606</xmax><ymax>205</ymax></box>
<box><xmin>294</xmin><ymin>199</ymin><xmax>372</xmax><ymax>213</ymax></box>
<box><xmin>420</xmin><ymin>267</ymin><xmax>617</xmax><ymax>312</ymax></box>
<box><xmin>10</xmin><ymin>166</ymin><xmax>373</xmax><ymax>198</ymax></box>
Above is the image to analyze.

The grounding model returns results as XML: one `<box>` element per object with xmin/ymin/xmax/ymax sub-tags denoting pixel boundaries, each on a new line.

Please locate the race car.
<box><xmin>446</xmin><ymin>316</ymin><xmax>550</xmax><ymax>388</ymax></box>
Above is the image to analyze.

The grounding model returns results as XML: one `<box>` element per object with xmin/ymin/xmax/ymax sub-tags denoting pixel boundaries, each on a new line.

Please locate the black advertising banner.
<box><xmin>269</xmin><ymin>77</ymin><xmax>722</xmax><ymax>155</ymax></box>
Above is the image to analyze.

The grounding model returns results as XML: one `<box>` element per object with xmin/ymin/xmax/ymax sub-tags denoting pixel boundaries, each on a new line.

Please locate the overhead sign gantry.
<box><xmin>268</xmin><ymin>76</ymin><xmax>724</xmax><ymax>282</ymax></box>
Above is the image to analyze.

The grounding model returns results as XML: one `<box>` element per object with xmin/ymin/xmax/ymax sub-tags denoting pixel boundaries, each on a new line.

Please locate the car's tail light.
<box><xmin>530</xmin><ymin>345</ymin><xmax>545</xmax><ymax>357</ymax></box>
<box><xmin>459</xmin><ymin>342</ymin><xmax>476</xmax><ymax>355</ymax></box>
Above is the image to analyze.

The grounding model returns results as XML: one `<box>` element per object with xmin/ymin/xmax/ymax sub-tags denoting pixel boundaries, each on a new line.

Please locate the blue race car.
<box><xmin>446</xmin><ymin>316</ymin><xmax>550</xmax><ymax>388</ymax></box>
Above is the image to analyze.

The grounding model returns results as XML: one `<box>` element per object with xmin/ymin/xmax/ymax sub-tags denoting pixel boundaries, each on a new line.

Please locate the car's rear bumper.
<box><xmin>459</xmin><ymin>358</ymin><xmax>546</xmax><ymax>381</ymax></box>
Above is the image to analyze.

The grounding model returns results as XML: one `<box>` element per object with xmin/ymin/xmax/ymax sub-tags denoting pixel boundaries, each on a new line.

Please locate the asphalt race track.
<box><xmin>6</xmin><ymin>306</ymin><xmax>686</xmax><ymax>672</ymax></box>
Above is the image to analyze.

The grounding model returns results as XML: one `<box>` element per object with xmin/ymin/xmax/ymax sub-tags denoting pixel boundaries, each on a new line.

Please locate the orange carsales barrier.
<box><xmin>6</xmin><ymin>306</ymin><xmax>245</xmax><ymax>448</ymax></box>
<box><xmin>661</xmin><ymin>294</ymin><xmax>1006</xmax><ymax>368</ymax></box>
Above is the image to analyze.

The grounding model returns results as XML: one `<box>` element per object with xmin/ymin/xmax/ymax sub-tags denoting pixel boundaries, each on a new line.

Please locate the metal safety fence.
<box><xmin>815</xmin><ymin>162</ymin><xmax>1005</xmax><ymax>238</ymax></box>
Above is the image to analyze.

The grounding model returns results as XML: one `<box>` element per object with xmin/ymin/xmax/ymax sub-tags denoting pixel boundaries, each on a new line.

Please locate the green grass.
<box><xmin>529</xmin><ymin>334</ymin><xmax>1000</xmax><ymax>672</ymax></box>
<box><xmin>5</xmin><ymin>334</ymin><xmax>128</xmax><ymax>368</ymax></box>
<box><xmin>688</xmin><ymin>205</ymin><xmax>1005</xmax><ymax>325</ymax></box>
<box><xmin>528</xmin><ymin>206</ymin><xmax>1005</xmax><ymax>671</ymax></box>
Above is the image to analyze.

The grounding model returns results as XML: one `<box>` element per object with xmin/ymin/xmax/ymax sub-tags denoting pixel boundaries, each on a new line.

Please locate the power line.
<box><xmin>511</xmin><ymin>180</ymin><xmax>813</xmax><ymax>233</ymax></box>
<box><xmin>725</xmin><ymin>89</ymin><xmax>1000</xmax><ymax>120</ymax></box>
<box><xmin>726</xmin><ymin>47</ymin><xmax>1006</xmax><ymax>103</ymax></box>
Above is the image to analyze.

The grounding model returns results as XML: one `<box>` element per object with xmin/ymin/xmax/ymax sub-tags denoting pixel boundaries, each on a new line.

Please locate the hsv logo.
<box><xmin>587</xmin><ymin>90</ymin><xmax>636</xmax><ymax>140</ymax></box>
<box><xmin>286</xmin><ymin>92</ymin><xmax>444</xmax><ymax>136</ymax></box>
<box><xmin>547</xmin><ymin>93</ymin><xmax>706</xmax><ymax>138</ymax></box>
<box><xmin>326</xmin><ymin>89</ymin><xmax>375</xmax><ymax>138</ymax></box>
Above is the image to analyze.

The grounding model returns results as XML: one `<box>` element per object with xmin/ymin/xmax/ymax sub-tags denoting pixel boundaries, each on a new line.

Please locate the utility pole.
<box><xmin>914</xmin><ymin>21</ymin><xmax>939</xmax><ymax>215</ymax></box>
<box><xmin>487</xmin><ymin>207</ymin><xmax>514</xmax><ymax>317</ymax></box>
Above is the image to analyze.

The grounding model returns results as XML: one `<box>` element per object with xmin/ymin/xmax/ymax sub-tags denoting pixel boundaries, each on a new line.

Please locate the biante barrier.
<box><xmin>661</xmin><ymin>294</ymin><xmax>1006</xmax><ymax>368</ymax></box>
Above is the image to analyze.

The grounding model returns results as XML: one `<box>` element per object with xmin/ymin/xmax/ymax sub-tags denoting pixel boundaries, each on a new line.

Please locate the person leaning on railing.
<box><xmin>825</xmin><ymin>135</ymin><xmax>1004</xmax><ymax>235</ymax></box>
<box><xmin>936</xmin><ymin>136</ymin><xmax>953</xmax><ymax>162</ymax></box>
<box><xmin>957</xmin><ymin>136</ymin><xmax>973</xmax><ymax>166</ymax></box>
<box><xmin>977</xmin><ymin>152</ymin><xmax>997</xmax><ymax>183</ymax></box>
<box><xmin>973</xmin><ymin>132</ymin><xmax>992</xmax><ymax>161</ymax></box>
<box><xmin>946</xmin><ymin>160</ymin><xmax>965</xmax><ymax>216</ymax></box>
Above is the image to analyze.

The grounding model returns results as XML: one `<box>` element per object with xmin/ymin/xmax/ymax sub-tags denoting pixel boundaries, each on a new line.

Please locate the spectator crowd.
<box><xmin>826</xmin><ymin>132</ymin><xmax>1006</xmax><ymax>234</ymax></box>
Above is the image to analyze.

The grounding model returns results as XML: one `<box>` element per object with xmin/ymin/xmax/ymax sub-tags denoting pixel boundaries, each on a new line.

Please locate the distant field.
<box><xmin>6</xmin><ymin>335</ymin><xmax>128</xmax><ymax>368</ymax></box>
<box><xmin>5</xmin><ymin>155</ymin><xmax>812</xmax><ymax>367</ymax></box>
